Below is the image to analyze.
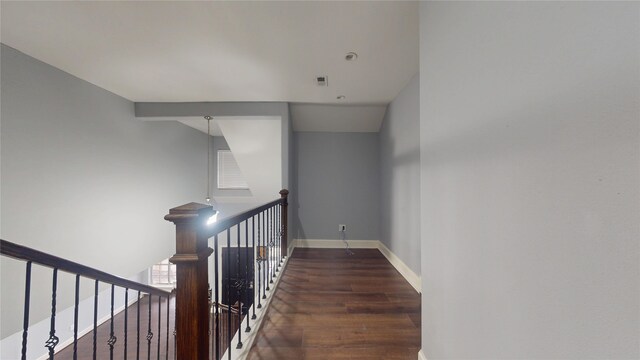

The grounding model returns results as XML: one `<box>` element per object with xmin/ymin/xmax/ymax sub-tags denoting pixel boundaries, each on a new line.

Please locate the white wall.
<box><xmin>379</xmin><ymin>73</ymin><xmax>420</xmax><ymax>275</ymax></box>
<box><xmin>419</xmin><ymin>2</ymin><xmax>639</xmax><ymax>358</ymax></box>
<box><xmin>1</xmin><ymin>44</ymin><xmax>207</xmax><ymax>340</ymax></box>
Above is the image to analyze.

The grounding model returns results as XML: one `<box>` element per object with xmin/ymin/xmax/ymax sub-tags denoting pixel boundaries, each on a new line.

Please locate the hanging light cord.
<box><xmin>205</xmin><ymin>116</ymin><xmax>212</xmax><ymax>204</ymax></box>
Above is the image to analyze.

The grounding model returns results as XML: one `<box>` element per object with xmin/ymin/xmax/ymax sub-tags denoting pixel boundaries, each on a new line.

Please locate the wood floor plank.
<box><xmin>247</xmin><ymin>248</ymin><xmax>421</xmax><ymax>360</ymax></box>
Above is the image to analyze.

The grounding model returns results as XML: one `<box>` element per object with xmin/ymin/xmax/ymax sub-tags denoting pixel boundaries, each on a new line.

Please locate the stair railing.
<box><xmin>0</xmin><ymin>239</ymin><xmax>175</xmax><ymax>360</ymax></box>
<box><xmin>164</xmin><ymin>189</ymin><xmax>289</xmax><ymax>360</ymax></box>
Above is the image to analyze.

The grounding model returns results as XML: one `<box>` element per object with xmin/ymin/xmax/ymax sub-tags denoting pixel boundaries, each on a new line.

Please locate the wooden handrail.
<box><xmin>0</xmin><ymin>239</ymin><xmax>171</xmax><ymax>297</ymax></box>
<box><xmin>203</xmin><ymin>198</ymin><xmax>283</xmax><ymax>238</ymax></box>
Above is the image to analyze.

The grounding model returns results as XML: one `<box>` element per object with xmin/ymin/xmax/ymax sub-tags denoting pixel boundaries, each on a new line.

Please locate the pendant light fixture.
<box><xmin>204</xmin><ymin>116</ymin><xmax>219</xmax><ymax>225</ymax></box>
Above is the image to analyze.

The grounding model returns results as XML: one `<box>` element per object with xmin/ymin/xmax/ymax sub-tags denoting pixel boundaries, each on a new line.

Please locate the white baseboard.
<box><xmin>221</xmin><ymin>256</ymin><xmax>289</xmax><ymax>360</ymax></box>
<box><xmin>418</xmin><ymin>349</ymin><xmax>428</xmax><ymax>360</ymax></box>
<box><xmin>377</xmin><ymin>242</ymin><xmax>421</xmax><ymax>293</ymax></box>
<box><xmin>293</xmin><ymin>238</ymin><xmax>379</xmax><ymax>249</ymax></box>
<box><xmin>293</xmin><ymin>239</ymin><xmax>421</xmax><ymax>293</ymax></box>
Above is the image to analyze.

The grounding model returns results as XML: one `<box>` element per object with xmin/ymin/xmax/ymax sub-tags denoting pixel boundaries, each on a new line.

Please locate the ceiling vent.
<box><xmin>315</xmin><ymin>76</ymin><xmax>328</xmax><ymax>86</ymax></box>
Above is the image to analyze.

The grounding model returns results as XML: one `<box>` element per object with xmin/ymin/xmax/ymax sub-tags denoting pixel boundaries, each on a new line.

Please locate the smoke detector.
<box><xmin>315</xmin><ymin>75</ymin><xmax>328</xmax><ymax>86</ymax></box>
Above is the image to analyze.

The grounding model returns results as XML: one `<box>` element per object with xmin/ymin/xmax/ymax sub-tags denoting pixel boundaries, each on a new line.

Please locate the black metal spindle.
<box><xmin>21</xmin><ymin>261</ymin><xmax>32</xmax><ymax>360</ymax></box>
<box><xmin>265</xmin><ymin>210</ymin><xmax>270</xmax><ymax>292</ymax></box>
<box><xmin>157</xmin><ymin>296</ymin><xmax>161</xmax><ymax>360</ymax></box>
<box><xmin>137</xmin><ymin>291</ymin><xmax>141</xmax><ymax>360</ymax></box>
<box><xmin>166</xmin><ymin>295</ymin><xmax>170</xmax><ymax>360</ymax></box>
<box><xmin>147</xmin><ymin>295</ymin><xmax>153</xmax><ymax>360</ymax></box>
<box><xmin>267</xmin><ymin>207</ymin><xmax>271</xmax><ymax>282</ymax></box>
<box><xmin>236</xmin><ymin>223</ymin><xmax>243</xmax><ymax>349</ymax></box>
<box><xmin>245</xmin><ymin>218</ymin><xmax>252</xmax><ymax>332</ymax></box>
<box><xmin>279</xmin><ymin>203</ymin><xmax>283</xmax><ymax>264</ymax></box>
<box><xmin>210</xmin><ymin>292</ymin><xmax>214</xmax><ymax>360</ymax></box>
<box><xmin>257</xmin><ymin>213</ymin><xmax>263</xmax><ymax>306</ymax></box>
<box><xmin>251</xmin><ymin>216</ymin><xmax>257</xmax><ymax>319</ymax></box>
<box><xmin>45</xmin><ymin>268</ymin><xmax>59</xmax><ymax>359</ymax></box>
<box><xmin>261</xmin><ymin>211</ymin><xmax>266</xmax><ymax>299</ymax></box>
<box><xmin>214</xmin><ymin>235</ymin><xmax>220</xmax><ymax>360</ymax></box>
<box><xmin>273</xmin><ymin>206</ymin><xmax>277</xmax><ymax>275</ymax></box>
<box><xmin>270</xmin><ymin>207</ymin><xmax>274</xmax><ymax>283</ymax></box>
<box><xmin>124</xmin><ymin>289</ymin><xmax>129</xmax><ymax>360</ymax></box>
<box><xmin>226</xmin><ymin>228</ymin><xmax>232</xmax><ymax>360</ymax></box>
<box><xmin>109</xmin><ymin>284</ymin><xmax>117</xmax><ymax>360</ymax></box>
<box><xmin>93</xmin><ymin>280</ymin><xmax>98</xmax><ymax>360</ymax></box>
<box><xmin>73</xmin><ymin>274</ymin><xmax>80</xmax><ymax>360</ymax></box>
<box><xmin>277</xmin><ymin>204</ymin><xmax>280</xmax><ymax>267</ymax></box>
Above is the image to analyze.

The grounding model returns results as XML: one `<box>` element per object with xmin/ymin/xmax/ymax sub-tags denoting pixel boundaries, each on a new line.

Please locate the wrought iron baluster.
<box><xmin>124</xmin><ymin>289</ymin><xmax>129</xmax><ymax>360</ymax></box>
<box><xmin>257</xmin><ymin>213</ymin><xmax>264</xmax><ymax>306</ymax></box>
<box><xmin>93</xmin><ymin>280</ymin><xmax>98</xmax><ymax>360</ymax></box>
<box><xmin>236</xmin><ymin>223</ymin><xmax>243</xmax><ymax>349</ymax></box>
<box><xmin>45</xmin><ymin>268</ymin><xmax>59</xmax><ymax>359</ymax></box>
<box><xmin>21</xmin><ymin>261</ymin><xmax>32</xmax><ymax>360</ymax></box>
<box><xmin>245</xmin><ymin>218</ymin><xmax>252</xmax><ymax>332</ymax></box>
<box><xmin>251</xmin><ymin>216</ymin><xmax>257</xmax><ymax>320</ymax></box>
<box><xmin>147</xmin><ymin>295</ymin><xmax>153</xmax><ymax>360</ymax></box>
<box><xmin>265</xmin><ymin>209</ymin><xmax>270</xmax><ymax>292</ymax></box>
<box><xmin>73</xmin><ymin>274</ymin><xmax>80</xmax><ymax>360</ymax></box>
<box><xmin>214</xmin><ymin>235</ymin><xmax>220</xmax><ymax>360</ymax></box>
<box><xmin>226</xmin><ymin>228</ymin><xmax>232</xmax><ymax>360</ymax></box>
<box><xmin>137</xmin><ymin>291</ymin><xmax>141</xmax><ymax>360</ymax></box>
<box><xmin>157</xmin><ymin>296</ymin><xmax>161</xmax><ymax>360</ymax></box>
<box><xmin>279</xmin><ymin>203</ymin><xmax>283</xmax><ymax>265</ymax></box>
<box><xmin>270</xmin><ymin>206</ymin><xmax>275</xmax><ymax>283</ymax></box>
<box><xmin>109</xmin><ymin>284</ymin><xmax>117</xmax><ymax>360</ymax></box>
<box><xmin>209</xmin><ymin>284</ymin><xmax>213</xmax><ymax>360</ymax></box>
<box><xmin>166</xmin><ymin>295</ymin><xmax>170</xmax><ymax>360</ymax></box>
<box><xmin>273</xmin><ymin>206</ymin><xmax>277</xmax><ymax>275</ymax></box>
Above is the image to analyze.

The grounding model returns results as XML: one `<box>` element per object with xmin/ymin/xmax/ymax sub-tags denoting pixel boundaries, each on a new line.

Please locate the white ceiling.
<box><xmin>0</xmin><ymin>1</ymin><xmax>418</xmax><ymax>106</ymax></box>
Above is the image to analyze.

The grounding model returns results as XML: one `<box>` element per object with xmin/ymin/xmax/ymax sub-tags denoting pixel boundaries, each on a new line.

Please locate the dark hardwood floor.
<box><xmin>55</xmin><ymin>294</ymin><xmax>175</xmax><ymax>360</ymax></box>
<box><xmin>54</xmin><ymin>294</ymin><xmax>239</xmax><ymax>360</ymax></box>
<box><xmin>54</xmin><ymin>248</ymin><xmax>420</xmax><ymax>359</ymax></box>
<box><xmin>247</xmin><ymin>248</ymin><xmax>421</xmax><ymax>360</ymax></box>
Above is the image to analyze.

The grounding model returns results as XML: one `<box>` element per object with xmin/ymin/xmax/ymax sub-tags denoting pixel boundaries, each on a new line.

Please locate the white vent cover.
<box><xmin>217</xmin><ymin>150</ymin><xmax>249</xmax><ymax>189</ymax></box>
<box><xmin>316</xmin><ymin>75</ymin><xmax>328</xmax><ymax>86</ymax></box>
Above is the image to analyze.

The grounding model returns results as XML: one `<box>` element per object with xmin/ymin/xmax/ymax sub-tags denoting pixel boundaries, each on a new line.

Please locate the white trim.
<box><xmin>377</xmin><ymin>241</ymin><xmax>421</xmax><ymax>293</ymax></box>
<box><xmin>221</xmin><ymin>256</ymin><xmax>289</xmax><ymax>360</ymax></box>
<box><xmin>418</xmin><ymin>349</ymin><xmax>428</xmax><ymax>360</ymax></box>
<box><xmin>293</xmin><ymin>238</ymin><xmax>379</xmax><ymax>249</ymax></box>
<box><xmin>293</xmin><ymin>239</ymin><xmax>421</xmax><ymax>293</ymax></box>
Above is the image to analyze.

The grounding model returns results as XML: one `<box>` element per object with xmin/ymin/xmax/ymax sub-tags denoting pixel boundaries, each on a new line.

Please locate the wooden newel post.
<box><xmin>279</xmin><ymin>189</ymin><xmax>289</xmax><ymax>257</ymax></box>
<box><xmin>164</xmin><ymin>203</ymin><xmax>213</xmax><ymax>360</ymax></box>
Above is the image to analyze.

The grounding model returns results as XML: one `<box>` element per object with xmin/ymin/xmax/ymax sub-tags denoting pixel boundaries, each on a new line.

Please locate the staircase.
<box><xmin>0</xmin><ymin>189</ymin><xmax>289</xmax><ymax>360</ymax></box>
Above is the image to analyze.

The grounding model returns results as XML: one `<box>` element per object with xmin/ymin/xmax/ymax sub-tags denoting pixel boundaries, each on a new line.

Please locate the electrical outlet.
<box><xmin>339</xmin><ymin>224</ymin><xmax>347</xmax><ymax>232</ymax></box>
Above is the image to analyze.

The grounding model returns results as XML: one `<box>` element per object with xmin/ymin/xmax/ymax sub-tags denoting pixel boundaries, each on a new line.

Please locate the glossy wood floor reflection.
<box><xmin>247</xmin><ymin>248</ymin><xmax>421</xmax><ymax>360</ymax></box>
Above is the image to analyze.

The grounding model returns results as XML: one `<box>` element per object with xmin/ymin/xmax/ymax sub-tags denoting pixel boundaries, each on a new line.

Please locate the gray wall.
<box><xmin>136</xmin><ymin>100</ymin><xmax>293</xmax><ymax>240</ymax></box>
<box><xmin>1</xmin><ymin>45</ymin><xmax>207</xmax><ymax>338</ymax></box>
<box><xmin>379</xmin><ymin>73</ymin><xmax>420</xmax><ymax>275</ymax></box>
<box><xmin>294</xmin><ymin>132</ymin><xmax>380</xmax><ymax>241</ymax></box>
<box><xmin>419</xmin><ymin>2</ymin><xmax>639</xmax><ymax>359</ymax></box>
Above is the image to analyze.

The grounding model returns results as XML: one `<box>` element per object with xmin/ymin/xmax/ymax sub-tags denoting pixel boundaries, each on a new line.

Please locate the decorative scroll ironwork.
<box><xmin>46</xmin><ymin>269</ymin><xmax>59</xmax><ymax>358</ymax></box>
<box><xmin>107</xmin><ymin>335</ymin><xmax>118</xmax><ymax>348</ymax></box>
<box><xmin>45</xmin><ymin>334</ymin><xmax>60</xmax><ymax>353</ymax></box>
